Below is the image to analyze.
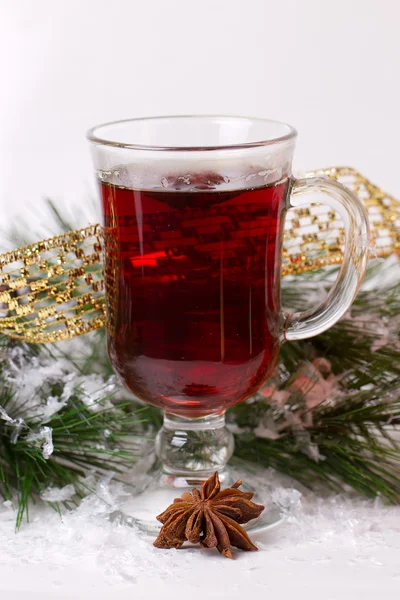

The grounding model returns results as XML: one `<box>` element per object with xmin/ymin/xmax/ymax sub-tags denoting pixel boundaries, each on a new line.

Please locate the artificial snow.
<box><xmin>0</xmin><ymin>406</ymin><xmax>26</xmax><ymax>443</ymax></box>
<box><xmin>2</xmin><ymin>336</ymin><xmax>117</xmax><ymax>428</ymax></box>
<box><xmin>41</xmin><ymin>484</ymin><xmax>76</xmax><ymax>503</ymax></box>
<box><xmin>26</xmin><ymin>426</ymin><xmax>54</xmax><ymax>459</ymax></box>
<box><xmin>1</xmin><ymin>467</ymin><xmax>399</xmax><ymax>598</ymax></box>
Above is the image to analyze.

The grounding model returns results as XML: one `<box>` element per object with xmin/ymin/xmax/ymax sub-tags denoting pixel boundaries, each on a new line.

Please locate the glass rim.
<box><xmin>86</xmin><ymin>115</ymin><xmax>298</xmax><ymax>152</ymax></box>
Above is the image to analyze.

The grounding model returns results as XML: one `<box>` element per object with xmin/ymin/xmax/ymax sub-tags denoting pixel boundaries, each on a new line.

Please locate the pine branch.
<box><xmin>231</xmin><ymin>262</ymin><xmax>400</xmax><ymax>502</ymax></box>
<box><xmin>0</xmin><ymin>334</ymin><xmax>153</xmax><ymax>528</ymax></box>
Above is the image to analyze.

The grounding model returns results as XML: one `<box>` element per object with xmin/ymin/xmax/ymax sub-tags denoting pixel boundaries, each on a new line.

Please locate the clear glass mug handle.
<box><xmin>283</xmin><ymin>176</ymin><xmax>370</xmax><ymax>341</ymax></box>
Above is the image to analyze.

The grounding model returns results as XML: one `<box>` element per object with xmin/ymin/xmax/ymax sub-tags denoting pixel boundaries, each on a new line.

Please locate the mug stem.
<box><xmin>155</xmin><ymin>411</ymin><xmax>234</xmax><ymax>484</ymax></box>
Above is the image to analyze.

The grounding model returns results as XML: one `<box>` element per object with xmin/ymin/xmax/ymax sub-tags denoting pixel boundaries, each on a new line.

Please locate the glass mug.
<box><xmin>88</xmin><ymin>116</ymin><xmax>369</xmax><ymax>510</ymax></box>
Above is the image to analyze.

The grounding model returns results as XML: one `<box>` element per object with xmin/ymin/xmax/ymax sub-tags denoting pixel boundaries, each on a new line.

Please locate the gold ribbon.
<box><xmin>0</xmin><ymin>167</ymin><xmax>398</xmax><ymax>344</ymax></box>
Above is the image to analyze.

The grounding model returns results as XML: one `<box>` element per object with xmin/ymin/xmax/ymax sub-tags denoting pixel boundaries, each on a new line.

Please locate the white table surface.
<box><xmin>1</xmin><ymin>469</ymin><xmax>399</xmax><ymax>600</ymax></box>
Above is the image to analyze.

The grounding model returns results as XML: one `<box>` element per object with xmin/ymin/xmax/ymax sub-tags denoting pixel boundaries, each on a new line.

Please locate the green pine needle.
<box><xmin>231</xmin><ymin>263</ymin><xmax>400</xmax><ymax>502</ymax></box>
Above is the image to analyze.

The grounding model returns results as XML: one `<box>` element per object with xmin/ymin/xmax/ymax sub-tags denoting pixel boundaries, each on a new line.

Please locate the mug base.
<box><xmin>109</xmin><ymin>465</ymin><xmax>283</xmax><ymax>536</ymax></box>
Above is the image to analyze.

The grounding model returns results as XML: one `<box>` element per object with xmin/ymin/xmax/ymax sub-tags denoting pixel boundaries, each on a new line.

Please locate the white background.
<box><xmin>1</xmin><ymin>0</ymin><xmax>400</xmax><ymax>229</ymax></box>
<box><xmin>1</xmin><ymin>2</ymin><xmax>400</xmax><ymax>598</ymax></box>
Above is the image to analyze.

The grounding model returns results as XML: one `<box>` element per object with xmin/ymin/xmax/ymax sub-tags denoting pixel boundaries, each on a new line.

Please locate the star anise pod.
<box><xmin>153</xmin><ymin>472</ymin><xmax>264</xmax><ymax>558</ymax></box>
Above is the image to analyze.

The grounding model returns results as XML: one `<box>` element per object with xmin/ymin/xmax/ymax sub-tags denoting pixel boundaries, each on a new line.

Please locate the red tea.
<box><xmin>101</xmin><ymin>175</ymin><xmax>289</xmax><ymax>416</ymax></box>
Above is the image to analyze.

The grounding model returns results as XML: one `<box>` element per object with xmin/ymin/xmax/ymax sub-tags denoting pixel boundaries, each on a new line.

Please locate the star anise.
<box><xmin>153</xmin><ymin>471</ymin><xmax>264</xmax><ymax>558</ymax></box>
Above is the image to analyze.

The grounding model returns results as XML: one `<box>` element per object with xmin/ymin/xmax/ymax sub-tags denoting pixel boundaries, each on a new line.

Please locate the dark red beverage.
<box><xmin>101</xmin><ymin>175</ymin><xmax>289</xmax><ymax>416</ymax></box>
